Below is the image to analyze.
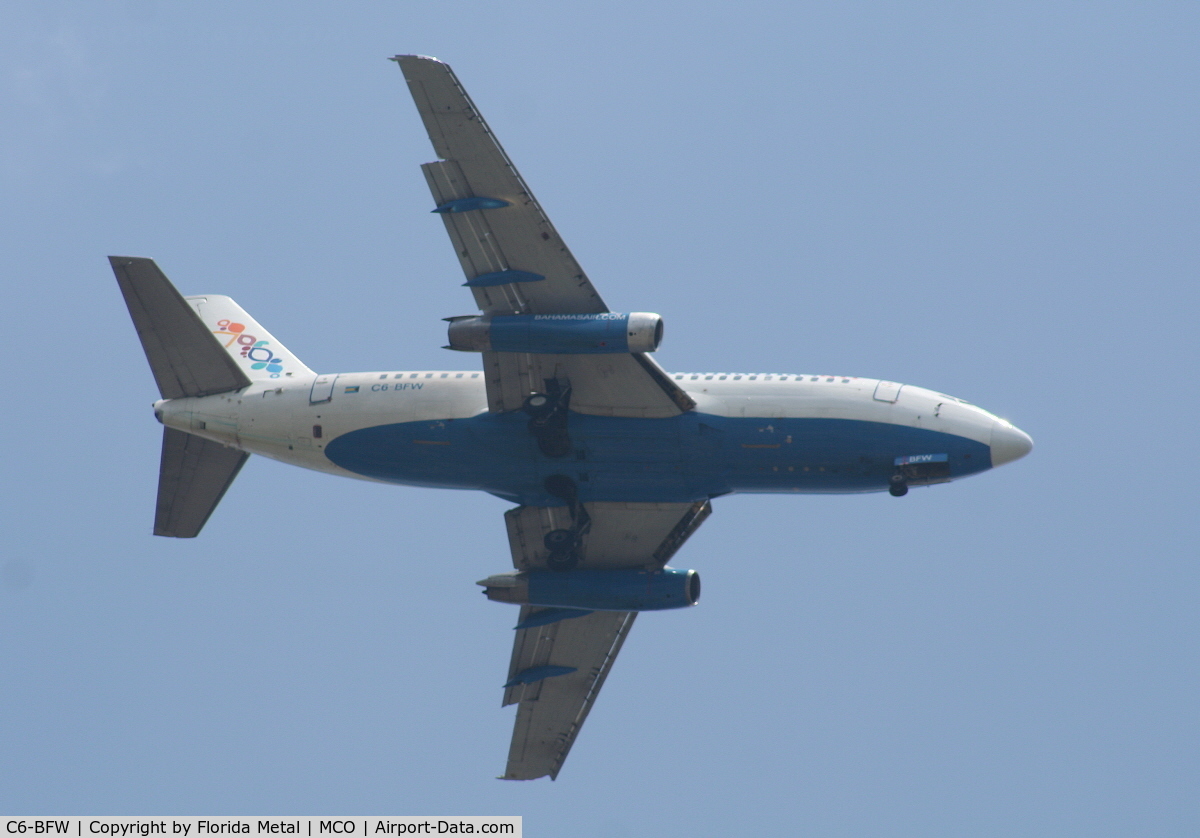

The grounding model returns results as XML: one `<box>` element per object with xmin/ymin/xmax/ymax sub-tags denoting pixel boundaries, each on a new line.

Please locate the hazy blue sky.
<box><xmin>3</xmin><ymin>2</ymin><xmax>1198</xmax><ymax>834</ymax></box>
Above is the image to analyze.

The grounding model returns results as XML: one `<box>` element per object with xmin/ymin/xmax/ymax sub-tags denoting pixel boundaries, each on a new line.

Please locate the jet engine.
<box><xmin>447</xmin><ymin>312</ymin><xmax>663</xmax><ymax>354</ymax></box>
<box><xmin>478</xmin><ymin>567</ymin><xmax>700</xmax><ymax>611</ymax></box>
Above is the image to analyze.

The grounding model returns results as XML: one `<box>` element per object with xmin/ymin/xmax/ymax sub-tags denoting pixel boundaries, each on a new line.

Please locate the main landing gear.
<box><xmin>524</xmin><ymin>383</ymin><xmax>588</xmax><ymax>569</ymax></box>
<box><xmin>523</xmin><ymin>383</ymin><xmax>572</xmax><ymax>458</ymax></box>
<box><xmin>888</xmin><ymin>474</ymin><xmax>909</xmax><ymax>497</ymax></box>
<box><xmin>542</xmin><ymin>473</ymin><xmax>591</xmax><ymax>571</ymax></box>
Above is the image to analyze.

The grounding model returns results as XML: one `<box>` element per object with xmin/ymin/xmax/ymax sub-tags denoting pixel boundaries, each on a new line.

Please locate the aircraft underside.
<box><xmin>323</xmin><ymin>412</ymin><xmax>993</xmax><ymax>504</ymax></box>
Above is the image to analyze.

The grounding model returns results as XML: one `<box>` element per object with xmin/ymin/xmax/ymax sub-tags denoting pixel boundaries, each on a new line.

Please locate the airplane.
<box><xmin>111</xmin><ymin>54</ymin><xmax>1033</xmax><ymax>781</ymax></box>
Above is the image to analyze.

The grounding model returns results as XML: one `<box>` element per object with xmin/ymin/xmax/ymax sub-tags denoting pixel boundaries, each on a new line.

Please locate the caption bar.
<box><xmin>2</xmin><ymin>820</ymin><xmax>519</xmax><ymax>838</ymax></box>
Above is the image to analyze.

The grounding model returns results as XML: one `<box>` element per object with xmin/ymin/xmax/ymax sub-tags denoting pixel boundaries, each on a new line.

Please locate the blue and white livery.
<box><xmin>112</xmin><ymin>55</ymin><xmax>1031</xmax><ymax>782</ymax></box>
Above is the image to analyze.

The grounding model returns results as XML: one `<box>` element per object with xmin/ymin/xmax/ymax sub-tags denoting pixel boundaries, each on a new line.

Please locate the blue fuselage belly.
<box><xmin>323</xmin><ymin>412</ymin><xmax>991</xmax><ymax>506</ymax></box>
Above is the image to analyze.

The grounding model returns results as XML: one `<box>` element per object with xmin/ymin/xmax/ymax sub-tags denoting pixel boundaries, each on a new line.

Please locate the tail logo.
<box><xmin>214</xmin><ymin>319</ymin><xmax>286</xmax><ymax>377</ymax></box>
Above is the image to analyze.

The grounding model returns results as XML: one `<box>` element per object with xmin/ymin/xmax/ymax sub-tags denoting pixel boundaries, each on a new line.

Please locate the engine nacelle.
<box><xmin>479</xmin><ymin>567</ymin><xmax>700</xmax><ymax>612</ymax></box>
<box><xmin>447</xmin><ymin>312</ymin><xmax>663</xmax><ymax>354</ymax></box>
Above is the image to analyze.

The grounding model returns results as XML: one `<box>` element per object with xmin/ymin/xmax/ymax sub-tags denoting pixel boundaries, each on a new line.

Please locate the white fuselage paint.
<box><xmin>156</xmin><ymin>370</ymin><xmax>1013</xmax><ymax>481</ymax></box>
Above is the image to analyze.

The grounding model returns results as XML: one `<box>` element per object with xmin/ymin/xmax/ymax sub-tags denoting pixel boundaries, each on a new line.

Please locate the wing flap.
<box><xmin>422</xmin><ymin>160</ymin><xmax>538</xmax><ymax>316</ymax></box>
<box><xmin>483</xmin><ymin>351</ymin><xmax>693</xmax><ymax>417</ymax></box>
<box><xmin>506</xmin><ymin>500</ymin><xmax>712</xmax><ymax>571</ymax></box>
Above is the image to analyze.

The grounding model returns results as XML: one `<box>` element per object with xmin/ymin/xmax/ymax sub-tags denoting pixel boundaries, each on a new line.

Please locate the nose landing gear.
<box><xmin>888</xmin><ymin>474</ymin><xmax>908</xmax><ymax>497</ymax></box>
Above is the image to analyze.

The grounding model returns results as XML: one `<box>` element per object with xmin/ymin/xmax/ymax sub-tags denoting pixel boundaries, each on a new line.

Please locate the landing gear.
<box><xmin>545</xmin><ymin>550</ymin><xmax>580</xmax><ymax>571</ymax></box>
<box><xmin>542</xmin><ymin>475</ymin><xmax>590</xmax><ymax>571</ymax></box>
<box><xmin>543</xmin><ymin>528</ymin><xmax>578</xmax><ymax>551</ymax></box>
<box><xmin>889</xmin><ymin>474</ymin><xmax>908</xmax><ymax>497</ymax></box>
<box><xmin>524</xmin><ymin>384</ymin><xmax>572</xmax><ymax>458</ymax></box>
<box><xmin>522</xmin><ymin>393</ymin><xmax>551</xmax><ymax>413</ymax></box>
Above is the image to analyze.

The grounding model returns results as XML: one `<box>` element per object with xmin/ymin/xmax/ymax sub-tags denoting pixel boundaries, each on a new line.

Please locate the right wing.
<box><xmin>493</xmin><ymin>500</ymin><xmax>711</xmax><ymax>780</ymax></box>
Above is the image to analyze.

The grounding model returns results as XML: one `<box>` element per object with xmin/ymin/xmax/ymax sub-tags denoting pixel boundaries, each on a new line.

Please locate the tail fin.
<box><xmin>185</xmin><ymin>294</ymin><xmax>314</xmax><ymax>381</ymax></box>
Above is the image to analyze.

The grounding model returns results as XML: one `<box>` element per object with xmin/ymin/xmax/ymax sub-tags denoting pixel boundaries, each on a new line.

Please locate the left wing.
<box><xmin>488</xmin><ymin>500</ymin><xmax>711</xmax><ymax>780</ymax></box>
<box><xmin>392</xmin><ymin>55</ymin><xmax>694</xmax><ymax>418</ymax></box>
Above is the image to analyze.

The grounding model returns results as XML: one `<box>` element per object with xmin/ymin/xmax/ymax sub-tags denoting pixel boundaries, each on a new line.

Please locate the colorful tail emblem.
<box><xmin>213</xmin><ymin>319</ymin><xmax>286</xmax><ymax>377</ymax></box>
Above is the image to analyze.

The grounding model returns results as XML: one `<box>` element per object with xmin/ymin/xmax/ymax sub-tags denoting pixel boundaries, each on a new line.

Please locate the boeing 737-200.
<box><xmin>111</xmin><ymin>55</ymin><xmax>1032</xmax><ymax>781</ymax></box>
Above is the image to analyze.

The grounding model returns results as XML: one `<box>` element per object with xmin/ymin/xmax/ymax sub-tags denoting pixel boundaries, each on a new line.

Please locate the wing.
<box><xmin>494</xmin><ymin>500</ymin><xmax>711</xmax><ymax>780</ymax></box>
<box><xmin>392</xmin><ymin>55</ymin><xmax>694</xmax><ymax>418</ymax></box>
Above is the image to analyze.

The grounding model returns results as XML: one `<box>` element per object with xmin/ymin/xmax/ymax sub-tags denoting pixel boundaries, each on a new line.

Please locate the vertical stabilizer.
<box><xmin>186</xmin><ymin>295</ymin><xmax>315</xmax><ymax>381</ymax></box>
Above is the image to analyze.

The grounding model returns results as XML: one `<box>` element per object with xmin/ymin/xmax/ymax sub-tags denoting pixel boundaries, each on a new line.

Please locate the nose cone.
<box><xmin>990</xmin><ymin>419</ymin><xmax>1033</xmax><ymax>467</ymax></box>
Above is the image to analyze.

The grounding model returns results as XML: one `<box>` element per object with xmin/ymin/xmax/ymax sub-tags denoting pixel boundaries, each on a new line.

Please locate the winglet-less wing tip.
<box><xmin>390</xmin><ymin>54</ymin><xmax>443</xmax><ymax>64</ymax></box>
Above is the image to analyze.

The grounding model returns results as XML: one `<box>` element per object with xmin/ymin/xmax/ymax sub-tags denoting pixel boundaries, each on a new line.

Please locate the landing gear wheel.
<box><xmin>543</xmin><ymin>528</ymin><xmax>578</xmax><ymax>551</ymax></box>
<box><xmin>546</xmin><ymin>550</ymin><xmax>580</xmax><ymax>571</ymax></box>
<box><xmin>523</xmin><ymin>393</ymin><xmax>551</xmax><ymax>415</ymax></box>
<box><xmin>889</xmin><ymin>474</ymin><xmax>908</xmax><ymax>497</ymax></box>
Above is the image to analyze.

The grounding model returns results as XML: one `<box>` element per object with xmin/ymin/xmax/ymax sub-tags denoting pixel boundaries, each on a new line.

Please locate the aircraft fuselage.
<box><xmin>156</xmin><ymin>369</ymin><xmax>1029</xmax><ymax>506</ymax></box>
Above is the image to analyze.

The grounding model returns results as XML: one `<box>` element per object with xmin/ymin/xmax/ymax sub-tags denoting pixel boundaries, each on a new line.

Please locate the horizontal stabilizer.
<box><xmin>155</xmin><ymin>428</ymin><xmax>248</xmax><ymax>538</ymax></box>
<box><xmin>110</xmin><ymin>256</ymin><xmax>251</xmax><ymax>399</ymax></box>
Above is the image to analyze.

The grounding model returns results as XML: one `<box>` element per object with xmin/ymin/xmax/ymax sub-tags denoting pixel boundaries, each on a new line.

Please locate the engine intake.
<box><xmin>478</xmin><ymin>567</ymin><xmax>699</xmax><ymax>612</ymax></box>
<box><xmin>447</xmin><ymin>312</ymin><xmax>663</xmax><ymax>354</ymax></box>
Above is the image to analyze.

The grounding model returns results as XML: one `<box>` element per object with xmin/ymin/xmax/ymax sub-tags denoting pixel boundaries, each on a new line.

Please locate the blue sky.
<box><xmin>3</xmin><ymin>2</ymin><xmax>1198</xmax><ymax>834</ymax></box>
